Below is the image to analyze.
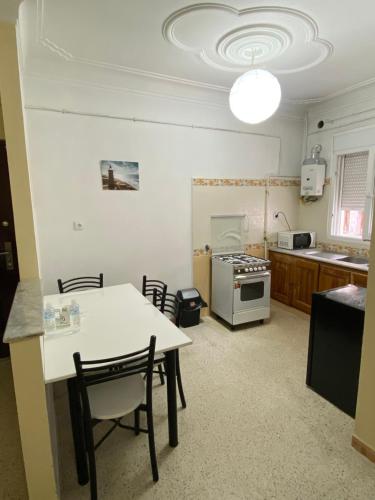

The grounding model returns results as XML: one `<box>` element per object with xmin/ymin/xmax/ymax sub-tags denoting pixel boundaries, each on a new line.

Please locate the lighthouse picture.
<box><xmin>100</xmin><ymin>160</ymin><xmax>139</xmax><ymax>191</ymax></box>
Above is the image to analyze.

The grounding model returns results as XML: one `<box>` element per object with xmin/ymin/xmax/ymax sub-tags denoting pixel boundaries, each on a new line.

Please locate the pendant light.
<box><xmin>229</xmin><ymin>68</ymin><xmax>281</xmax><ymax>125</ymax></box>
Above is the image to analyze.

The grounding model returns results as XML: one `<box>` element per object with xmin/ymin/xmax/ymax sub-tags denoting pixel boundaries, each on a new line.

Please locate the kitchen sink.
<box><xmin>303</xmin><ymin>251</ymin><xmax>369</xmax><ymax>265</ymax></box>
<box><xmin>304</xmin><ymin>251</ymin><xmax>346</xmax><ymax>260</ymax></box>
<box><xmin>337</xmin><ymin>256</ymin><xmax>369</xmax><ymax>265</ymax></box>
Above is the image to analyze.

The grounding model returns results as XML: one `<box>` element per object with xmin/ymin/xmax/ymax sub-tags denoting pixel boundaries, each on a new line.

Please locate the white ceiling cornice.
<box><xmin>37</xmin><ymin>0</ymin><xmax>231</xmax><ymax>93</ymax></box>
<box><xmin>36</xmin><ymin>0</ymin><xmax>331</xmax><ymax>101</ymax></box>
<box><xmin>23</xmin><ymin>0</ymin><xmax>375</xmax><ymax>105</ymax></box>
<box><xmin>292</xmin><ymin>76</ymin><xmax>375</xmax><ymax>105</ymax></box>
<box><xmin>23</xmin><ymin>71</ymin><xmax>306</xmax><ymax>122</ymax></box>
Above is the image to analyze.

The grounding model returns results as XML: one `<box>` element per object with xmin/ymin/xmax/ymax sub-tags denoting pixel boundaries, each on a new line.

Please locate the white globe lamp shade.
<box><xmin>229</xmin><ymin>69</ymin><xmax>281</xmax><ymax>124</ymax></box>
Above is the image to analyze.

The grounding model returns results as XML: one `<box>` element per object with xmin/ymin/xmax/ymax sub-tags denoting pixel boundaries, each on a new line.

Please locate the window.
<box><xmin>331</xmin><ymin>149</ymin><xmax>375</xmax><ymax>241</ymax></box>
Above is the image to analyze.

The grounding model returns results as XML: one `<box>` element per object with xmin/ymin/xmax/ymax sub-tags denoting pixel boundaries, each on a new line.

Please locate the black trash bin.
<box><xmin>176</xmin><ymin>288</ymin><xmax>206</xmax><ymax>327</ymax></box>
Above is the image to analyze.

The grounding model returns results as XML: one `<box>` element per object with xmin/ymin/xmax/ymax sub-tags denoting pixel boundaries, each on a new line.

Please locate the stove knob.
<box><xmin>249</xmin><ymin>267</ymin><xmax>253</xmax><ymax>272</ymax></box>
<box><xmin>245</xmin><ymin>268</ymin><xmax>249</xmax><ymax>272</ymax></box>
<box><xmin>262</xmin><ymin>266</ymin><xmax>266</xmax><ymax>271</ymax></box>
<box><xmin>253</xmin><ymin>267</ymin><xmax>258</xmax><ymax>271</ymax></box>
<box><xmin>237</xmin><ymin>269</ymin><xmax>241</xmax><ymax>273</ymax></box>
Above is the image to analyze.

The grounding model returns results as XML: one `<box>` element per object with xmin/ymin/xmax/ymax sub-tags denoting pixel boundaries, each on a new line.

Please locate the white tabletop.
<box><xmin>42</xmin><ymin>283</ymin><xmax>192</xmax><ymax>384</ymax></box>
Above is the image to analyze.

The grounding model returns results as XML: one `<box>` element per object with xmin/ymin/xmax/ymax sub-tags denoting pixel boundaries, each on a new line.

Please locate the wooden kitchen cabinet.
<box><xmin>269</xmin><ymin>249</ymin><xmax>368</xmax><ymax>315</ymax></box>
<box><xmin>351</xmin><ymin>271</ymin><xmax>368</xmax><ymax>288</ymax></box>
<box><xmin>291</xmin><ymin>258</ymin><xmax>319</xmax><ymax>314</ymax></box>
<box><xmin>318</xmin><ymin>264</ymin><xmax>351</xmax><ymax>292</ymax></box>
<box><xmin>269</xmin><ymin>252</ymin><xmax>293</xmax><ymax>305</ymax></box>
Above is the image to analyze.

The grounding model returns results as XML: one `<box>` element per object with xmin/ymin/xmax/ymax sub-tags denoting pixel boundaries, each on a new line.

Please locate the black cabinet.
<box><xmin>306</xmin><ymin>285</ymin><xmax>365</xmax><ymax>417</ymax></box>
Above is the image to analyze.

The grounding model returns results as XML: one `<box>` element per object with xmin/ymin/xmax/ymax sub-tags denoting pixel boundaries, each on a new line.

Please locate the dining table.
<box><xmin>42</xmin><ymin>283</ymin><xmax>192</xmax><ymax>485</ymax></box>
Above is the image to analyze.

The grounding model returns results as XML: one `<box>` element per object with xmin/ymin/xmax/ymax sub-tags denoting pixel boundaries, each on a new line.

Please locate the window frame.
<box><xmin>329</xmin><ymin>146</ymin><xmax>375</xmax><ymax>243</ymax></box>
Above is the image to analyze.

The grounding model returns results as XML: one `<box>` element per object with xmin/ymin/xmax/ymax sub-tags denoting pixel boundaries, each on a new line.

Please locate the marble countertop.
<box><xmin>323</xmin><ymin>285</ymin><xmax>366</xmax><ymax>311</ymax></box>
<box><xmin>269</xmin><ymin>247</ymin><xmax>369</xmax><ymax>272</ymax></box>
<box><xmin>3</xmin><ymin>279</ymin><xmax>44</xmax><ymax>343</ymax></box>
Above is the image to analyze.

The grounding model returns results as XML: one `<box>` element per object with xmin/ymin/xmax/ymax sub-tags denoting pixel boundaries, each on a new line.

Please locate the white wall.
<box><xmin>23</xmin><ymin>76</ymin><xmax>305</xmax><ymax>294</ymax></box>
<box><xmin>299</xmin><ymin>83</ymin><xmax>375</xmax><ymax>250</ymax></box>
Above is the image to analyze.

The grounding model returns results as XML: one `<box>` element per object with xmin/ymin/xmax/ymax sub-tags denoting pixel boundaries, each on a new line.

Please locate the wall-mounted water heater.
<box><xmin>300</xmin><ymin>144</ymin><xmax>326</xmax><ymax>198</ymax></box>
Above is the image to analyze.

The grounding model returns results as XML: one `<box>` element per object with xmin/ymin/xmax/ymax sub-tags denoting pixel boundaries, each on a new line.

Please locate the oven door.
<box><xmin>233</xmin><ymin>272</ymin><xmax>270</xmax><ymax>312</ymax></box>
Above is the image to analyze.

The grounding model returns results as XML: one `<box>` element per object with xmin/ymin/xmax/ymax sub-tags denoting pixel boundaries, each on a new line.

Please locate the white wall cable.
<box><xmin>24</xmin><ymin>104</ymin><xmax>280</xmax><ymax>140</ymax></box>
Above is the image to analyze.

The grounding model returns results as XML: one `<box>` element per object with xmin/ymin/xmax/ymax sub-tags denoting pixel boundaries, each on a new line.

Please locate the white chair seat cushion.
<box><xmin>88</xmin><ymin>374</ymin><xmax>145</xmax><ymax>420</ymax></box>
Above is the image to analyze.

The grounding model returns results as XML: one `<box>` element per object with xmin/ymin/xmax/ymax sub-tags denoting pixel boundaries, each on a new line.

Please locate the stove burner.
<box><xmin>217</xmin><ymin>253</ymin><xmax>268</xmax><ymax>265</ymax></box>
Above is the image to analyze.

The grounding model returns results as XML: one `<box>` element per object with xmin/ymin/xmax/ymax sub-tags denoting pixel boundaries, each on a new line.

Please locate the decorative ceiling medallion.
<box><xmin>216</xmin><ymin>25</ymin><xmax>291</xmax><ymax>71</ymax></box>
<box><xmin>162</xmin><ymin>3</ymin><xmax>333</xmax><ymax>74</ymax></box>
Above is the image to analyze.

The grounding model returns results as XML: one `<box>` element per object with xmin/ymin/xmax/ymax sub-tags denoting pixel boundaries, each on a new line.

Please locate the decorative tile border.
<box><xmin>192</xmin><ymin>177</ymin><xmax>331</xmax><ymax>187</ymax></box>
<box><xmin>269</xmin><ymin>177</ymin><xmax>300</xmax><ymax>187</ymax></box>
<box><xmin>193</xmin><ymin>243</ymin><xmax>265</xmax><ymax>256</ymax></box>
<box><xmin>269</xmin><ymin>240</ymin><xmax>369</xmax><ymax>257</ymax></box>
<box><xmin>244</xmin><ymin>243</ymin><xmax>265</xmax><ymax>254</ymax></box>
<box><xmin>194</xmin><ymin>240</ymin><xmax>369</xmax><ymax>258</ymax></box>
<box><xmin>193</xmin><ymin>178</ymin><xmax>266</xmax><ymax>187</ymax></box>
<box><xmin>318</xmin><ymin>242</ymin><xmax>369</xmax><ymax>258</ymax></box>
<box><xmin>193</xmin><ymin>248</ymin><xmax>212</xmax><ymax>257</ymax></box>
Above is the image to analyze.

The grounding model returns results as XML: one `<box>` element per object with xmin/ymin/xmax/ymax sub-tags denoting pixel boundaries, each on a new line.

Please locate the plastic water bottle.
<box><xmin>43</xmin><ymin>303</ymin><xmax>55</xmax><ymax>331</ymax></box>
<box><xmin>70</xmin><ymin>300</ymin><xmax>80</xmax><ymax>329</ymax></box>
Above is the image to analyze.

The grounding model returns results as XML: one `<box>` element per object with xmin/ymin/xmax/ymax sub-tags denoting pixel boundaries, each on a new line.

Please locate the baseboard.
<box><xmin>352</xmin><ymin>435</ymin><xmax>375</xmax><ymax>463</ymax></box>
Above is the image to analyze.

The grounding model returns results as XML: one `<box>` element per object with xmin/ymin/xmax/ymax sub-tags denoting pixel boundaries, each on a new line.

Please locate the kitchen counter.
<box><xmin>3</xmin><ymin>279</ymin><xmax>44</xmax><ymax>343</ymax></box>
<box><xmin>307</xmin><ymin>284</ymin><xmax>365</xmax><ymax>417</ymax></box>
<box><xmin>324</xmin><ymin>284</ymin><xmax>366</xmax><ymax>311</ymax></box>
<box><xmin>269</xmin><ymin>247</ymin><xmax>368</xmax><ymax>273</ymax></box>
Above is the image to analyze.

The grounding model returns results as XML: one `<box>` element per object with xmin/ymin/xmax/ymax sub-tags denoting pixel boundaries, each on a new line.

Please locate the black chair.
<box><xmin>142</xmin><ymin>275</ymin><xmax>167</xmax><ymax>384</ymax></box>
<box><xmin>57</xmin><ymin>273</ymin><xmax>104</xmax><ymax>293</ymax></box>
<box><xmin>142</xmin><ymin>275</ymin><xmax>167</xmax><ymax>304</ymax></box>
<box><xmin>152</xmin><ymin>291</ymin><xmax>187</xmax><ymax>409</ymax></box>
<box><xmin>73</xmin><ymin>336</ymin><xmax>158</xmax><ymax>500</ymax></box>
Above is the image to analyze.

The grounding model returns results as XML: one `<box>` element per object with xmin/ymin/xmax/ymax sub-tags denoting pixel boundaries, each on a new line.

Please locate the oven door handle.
<box><xmin>235</xmin><ymin>272</ymin><xmax>270</xmax><ymax>281</ymax></box>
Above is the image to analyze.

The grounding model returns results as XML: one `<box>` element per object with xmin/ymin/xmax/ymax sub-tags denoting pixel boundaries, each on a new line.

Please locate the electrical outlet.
<box><xmin>73</xmin><ymin>221</ymin><xmax>84</xmax><ymax>231</ymax></box>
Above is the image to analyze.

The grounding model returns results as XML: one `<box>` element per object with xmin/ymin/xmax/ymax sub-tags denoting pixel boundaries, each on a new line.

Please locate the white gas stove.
<box><xmin>211</xmin><ymin>252</ymin><xmax>271</xmax><ymax>327</ymax></box>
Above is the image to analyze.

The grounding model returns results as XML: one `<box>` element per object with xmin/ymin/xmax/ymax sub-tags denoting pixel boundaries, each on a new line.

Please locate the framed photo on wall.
<box><xmin>100</xmin><ymin>160</ymin><xmax>139</xmax><ymax>190</ymax></box>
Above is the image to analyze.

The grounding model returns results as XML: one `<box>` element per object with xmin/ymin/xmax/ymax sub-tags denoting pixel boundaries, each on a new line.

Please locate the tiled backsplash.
<box><xmin>267</xmin><ymin>240</ymin><xmax>369</xmax><ymax>257</ymax></box>
<box><xmin>192</xmin><ymin>176</ymin><xmax>369</xmax><ymax>259</ymax></box>
<box><xmin>195</xmin><ymin>241</ymin><xmax>369</xmax><ymax>258</ymax></box>
<box><xmin>317</xmin><ymin>242</ymin><xmax>369</xmax><ymax>258</ymax></box>
<box><xmin>192</xmin><ymin>176</ymin><xmax>300</xmax><ymax>253</ymax></box>
<box><xmin>193</xmin><ymin>243</ymin><xmax>265</xmax><ymax>257</ymax></box>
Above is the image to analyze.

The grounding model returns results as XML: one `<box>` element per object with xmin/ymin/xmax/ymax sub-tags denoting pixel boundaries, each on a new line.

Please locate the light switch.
<box><xmin>73</xmin><ymin>221</ymin><xmax>84</xmax><ymax>231</ymax></box>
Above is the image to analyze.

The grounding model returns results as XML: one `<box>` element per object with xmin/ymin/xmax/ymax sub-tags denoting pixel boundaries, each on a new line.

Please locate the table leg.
<box><xmin>165</xmin><ymin>349</ymin><xmax>178</xmax><ymax>447</ymax></box>
<box><xmin>67</xmin><ymin>378</ymin><xmax>89</xmax><ymax>485</ymax></box>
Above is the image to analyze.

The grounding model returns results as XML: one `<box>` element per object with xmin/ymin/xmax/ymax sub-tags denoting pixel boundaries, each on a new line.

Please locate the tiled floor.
<box><xmin>1</xmin><ymin>301</ymin><xmax>374</xmax><ymax>499</ymax></box>
<box><xmin>52</xmin><ymin>300</ymin><xmax>375</xmax><ymax>499</ymax></box>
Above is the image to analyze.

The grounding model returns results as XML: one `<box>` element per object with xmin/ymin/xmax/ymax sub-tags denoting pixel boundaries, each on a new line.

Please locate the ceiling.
<box><xmin>18</xmin><ymin>0</ymin><xmax>375</xmax><ymax>102</ymax></box>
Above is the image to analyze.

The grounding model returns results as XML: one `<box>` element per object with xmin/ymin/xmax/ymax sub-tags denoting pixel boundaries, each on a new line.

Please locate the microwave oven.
<box><xmin>277</xmin><ymin>231</ymin><xmax>316</xmax><ymax>250</ymax></box>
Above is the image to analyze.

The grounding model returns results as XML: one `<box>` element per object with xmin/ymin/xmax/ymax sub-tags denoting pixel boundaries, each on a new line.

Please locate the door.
<box><xmin>269</xmin><ymin>251</ymin><xmax>293</xmax><ymax>305</ymax></box>
<box><xmin>233</xmin><ymin>273</ymin><xmax>271</xmax><ymax>312</ymax></box>
<box><xmin>351</xmin><ymin>271</ymin><xmax>368</xmax><ymax>288</ymax></box>
<box><xmin>0</xmin><ymin>140</ymin><xmax>19</xmax><ymax>357</ymax></box>
<box><xmin>318</xmin><ymin>264</ymin><xmax>351</xmax><ymax>292</ymax></box>
<box><xmin>292</xmin><ymin>258</ymin><xmax>319</xmax><ymax>314</ymax></box>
